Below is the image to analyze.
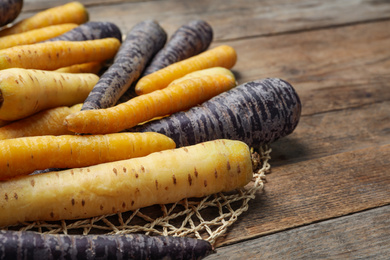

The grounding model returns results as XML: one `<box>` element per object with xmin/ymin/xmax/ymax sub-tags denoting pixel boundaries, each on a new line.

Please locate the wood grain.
<box><xmin>21</xmin><ymin>0</ymin><xmax>152</xmax><ymax>12</ymax></box>
<box><xmin>207</xmin><ymin>205</ymin><xmax>390</xmax><ymax>259</ymax></box>
<box><xmin>214</xmin><ymin>144</ymin><xmax>390</xmax><ymax>246</ymax></box>
<box><xmin>5</xmin><ymin>1</ymin><xmax>390</xmax><ymax>257</ymax></box>
<box><xmin>20</xmin><ymin>0</ymin><xmax>390</xmax><ymax>41</ymax></box>
<box><xmin>226</xmin><ymin>20</ymin><xmax>390</xmax><ymax>115</ymax></box>
<box><xmin>271</xmin><ymin>101</ymin><xmax>390</xmax><ymax>167</ymax></box>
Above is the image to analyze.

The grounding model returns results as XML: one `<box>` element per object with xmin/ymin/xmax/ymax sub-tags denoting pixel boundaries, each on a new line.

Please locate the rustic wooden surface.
<box><xmin>15</xmin><ymin>0</ymin><xmax>390</xmax><ymax>258</ymax></box>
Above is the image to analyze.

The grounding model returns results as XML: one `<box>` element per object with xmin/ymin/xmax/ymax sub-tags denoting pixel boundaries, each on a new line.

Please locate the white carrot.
<box><xmin>0</xmin><ymin>139</ymin><xmax>253</xmax><ymax>227</ymax></box>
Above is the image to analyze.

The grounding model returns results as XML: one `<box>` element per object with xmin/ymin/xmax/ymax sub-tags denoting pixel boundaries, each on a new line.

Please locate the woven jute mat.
<box><xmin>10</xmin><ymin>146</ymin><xmax>272</xmax><ymax>246</ymax></box>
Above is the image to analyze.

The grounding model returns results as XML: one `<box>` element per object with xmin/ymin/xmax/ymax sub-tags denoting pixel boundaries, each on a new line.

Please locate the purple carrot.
<box><xmin>0</xmin><ymin>0</ymin><xmax>23</xmax><ymax>27</ymax></box>
<box><xmin>45</xmin><ymin>21</ymin><xmax>122</xmax><ymax>42</ymax></box>
<box><xmin>0</xmin><ymin>230</ymin><xmax>214</xmax><ymax>260</ymax></box>
<box><xmin>141</xmin><ymin>19</ymin><xmax>213</xmax><ymax>76</ymax></box>
<box><xmin>81</xmin><ymin>20</ymin><xmax>167</xmax><ymax>110</ymax></box>
<box><xmin>128</xmin><ymin>78</ymin><xmax>301</xmax><ymax>148</ymax></box>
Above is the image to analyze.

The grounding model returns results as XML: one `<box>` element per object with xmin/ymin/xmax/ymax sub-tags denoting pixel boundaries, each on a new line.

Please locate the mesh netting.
<box><xmin>9</xmin><ymin>146</ymin><xmax>271</xmax><ymax>246</ymax></box>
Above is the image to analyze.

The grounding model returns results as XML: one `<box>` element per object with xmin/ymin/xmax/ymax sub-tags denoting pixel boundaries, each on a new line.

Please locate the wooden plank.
<box><xmin>227</xmin><ymin>20</ymin><xmax>390</xmax><ymax>116</ymax></box>
<box><xmin>9</xmin><ymin>2</ymin><xmax>390</xmax><ymax>255</ymax></box>
<box><xmin>21</xmin><ymin>0</ymin><xmax>151</xmax><ymax>12</ymax></box>
<box><xmin>19</xmin><ymin>0</ymin><xmax>390</xmax><ymax>41</ymax></box>
<box><xmin>17</xmin><ymin>2</ymin><xmax>390</xmax><ymax>117</ymax></box>
<box><xmin>224</xmin><ymin>20</ymin><xmax>390</xmax><ymax>164</ymax></box>
<box><xmin>213</xmin><ymin>143</ymin><xmax>390</xmax><ymax>246</ymax></box>
<box><xmin>16</xmin><ymin>3</ymin><xmax>390</xmax><ymax>117</ymax></box>
<box><xmin>270</xmin><ymin>101</ymin><xmax>390</xmax><ymax>166</ymax></box>
<box><xmin>207</xmin><ymin>205</ymin><xmax>390</xmax><ymax>259</ymax></box>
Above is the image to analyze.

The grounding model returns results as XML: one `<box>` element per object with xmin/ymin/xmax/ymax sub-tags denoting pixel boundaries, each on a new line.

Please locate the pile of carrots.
<box><xmin>0</xmin><ymin>1</ymin><xmax>302</xmax><ymax>258</ymax></box>
<box><xmin>0</xmin><ymin>0</ymin><xmax>246</xmax><ymax>223</ymax></box>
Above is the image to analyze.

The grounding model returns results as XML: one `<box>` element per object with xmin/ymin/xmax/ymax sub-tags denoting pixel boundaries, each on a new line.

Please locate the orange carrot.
<box><xmin>0</xmin><ymin>119</ymin><xmax>11</xmax><ymax>127</ymax></box>
<box><xmin>0</xmin><ymin>104</ymin><xmax>82</xmax><ymax>140</ymax></box>
<box><xmin>129</xmin><ymin>65</ymin><xmax>230</xmax><ymax>123</ymax></box>
<box><xmin>0</xmin><ymin>2</ymin><xmax>89</xmax><ymax>37</ymax></box>
<box><xmin>0</xmin><ymin>38</ymin><xmax>121</xmax><ymax>70</ymax></box>
<box><xmin>134</xmin><ymin>45</ymin><xmax>237</xmax><ymax>95</ymax></box>
<box><xmin>0</xmin><ymin>68</ymin><xmax>99</xmax><ymax>121</ymax></box>
<box><xmin>0</xmin><ymin>24</ymin><xmax>78</xmax><ymax>50</ymax></box>
<box><xmin>64</xmin><ymin>67</ymin><xmax>237</xmax><ymax>134</ymax></box>
<box><xmin>55</xmin><ymin>61</ymin><xmax>105</xmax><ymax>74</ymax></box>
<box><xmin>0</xmin><ymin>132</ymin><xmax>176</xmax><ymax>180</ymax></box>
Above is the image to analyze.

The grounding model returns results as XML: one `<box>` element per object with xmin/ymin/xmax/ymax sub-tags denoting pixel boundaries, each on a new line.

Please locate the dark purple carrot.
<box><xmin>31</xmin><ymin>167</ymin><xmax>67</xmax><ymax>175</ymax></box>
<box><xmin>119</xmin><ymin>20</ymin><xmax>213</xmax><ymax>103</ymax></box>
<box><xmin>0</xmin><ymin>0</ymin><xmax>23</xmax><ymax>27</ymax></box>
<box><xmin>81</xmin><ymin>20</ymin><xmax>167</xmax><ymax>111</ymax></box>
<box><xmin>128</xmin><ymin>78</ymin><xmax>301</xmax><ymax>148</ymax></box>
<box><xmin>0</xmin><ymin>230</ymin><xmax>214</xmax><ymax>260</ymax></box>
<box><xmin>141</xmin><ymin>19</ymin><xmax>213</xmax><ymax>77</ymax></box>
<box><xmin>45</xmin><ymin>21</ymin><xmax>122</xmax><ymax>42</ymax></box>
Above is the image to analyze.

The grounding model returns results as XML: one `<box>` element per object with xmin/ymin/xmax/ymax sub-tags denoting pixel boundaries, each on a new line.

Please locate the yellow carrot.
<box><xmin>0</xmin><ymin>132</ymin><xmax>175</xmax><ymax>180</ymax></box>
<box><xmin>55</xmin><ymin>61</ymin><xmax>105</xmax><ymax>74</ymax></box>
<box><xmin>65</xmin><ymin>67</ymin><xmax>237</xmax><ymax>134</ymax></box>
<box><xmin>0</xmin><ymin>139</ymin><xmax>252</xmax><ymax>227</ymax></box>
<box><xmin>135</xmin><ymin>45</ymin><xmax>237</xmax><ymax>95</ymax></box>
<box><xmin>0</xmin><ymin>24</ymin><xmax>78</xmax><ymax>50</ymax></box>
<box><xmin>0</xmin><ymin>104</ymin><xmax>82</xmax><ymax>140</ymax></box>
<box><xmin>0</xmin><ymin>38</ymin><xmax>120</xmax><ymax>70</ymax></box>
<box><xmin>0</xmin><ymin>2</ymin><xmax>89</xmax><ymax>37</ymax></box>
<box><xmin>0</xmin><ymin>68</ymin><xmax>99</xmax><ymax>121</ymax></box>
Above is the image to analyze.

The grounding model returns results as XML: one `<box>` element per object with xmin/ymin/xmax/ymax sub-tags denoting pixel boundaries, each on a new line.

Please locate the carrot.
<box><xmin>123</xmin><ymin>66</ymin><xmax>225</xmax><ymax>104</ymax></box>
<box><xmin>45</xmin><ymin>21</ymin><xmax>122</xmax><ymax>43</ymax></box>
<box><xmin>65</xmin><ymin>67</ymin><xmax>237</xmax><ymax>134</ymax></box>
<box><xmin>81</xmin><ymin>20</ymin><xmax>167</xmax><ymax>111</ymax></box>
<box><xmin>55</xmin><ymin>61</ymin><xmax>105</xmax><ymax>74</ymax></box>
<box><xmin>0</xmin><ymin>1</ymin><xmax>89</xmax><ymax>37</ymax></box>
<box><xmin>0</xmin><ymin>230</ymin><xmax>214</xmax><ymax>260</ymax></box>
<box><xmin>0</xmin><ymin>104</ymin><xmax>82</xmax><ymax>140</ymax></box>
<box><xmin>0</xmin><ymin>119</ymin><xmax>11</xmax><ymax>127</ymax></box>
<box><xmin>0</xmin><ymin>139</ymin><xmax>252</xmax><ymax>227</ymax></box>
<box><xmin>0</xmin><ymin>68</ymin><xmax>99</xmax><ymax>121</ymax></box>
<box><xmin>142</xmin><ymin>19</ymin><xmax>213</xmax><ymax>76</ymax></box>
<box><xmin>134</xmin><ymin>45</ymin><xmax>237</xmax><ymax>95</ymax></box>
<box><xmin>0</xmin><ymin>24</ymin><xmax>78</xmax><ymax>50</ymax></box>
<box><xmin>0</xmin><ymin>0</ymin><xmax>23</xmax><ymax>27</ymax></box>
<box><xmin>168</xmin><ymin>65</ymin><xmax>232</xmax><ymax>85</ymax></box>
<box><xmin>0</xmin><ymin>38</ymin><xmax>121</xmax><ymax>70</ymax></box>
<box><xmin>0</xmin><ymin>132</ymin><xmax>175</xmax><ymax>180</ymax></box>
<box><xmin>129</xmin><ymin>78</ymin><xmax>302</xmax><ymax>148</ymax></box>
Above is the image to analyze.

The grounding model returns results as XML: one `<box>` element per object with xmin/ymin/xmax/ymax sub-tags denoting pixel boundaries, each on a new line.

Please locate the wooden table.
<box><xmin>18</xmin><ymin>0</ymin><xmax>390</xmax><ymax>258</ymax></box>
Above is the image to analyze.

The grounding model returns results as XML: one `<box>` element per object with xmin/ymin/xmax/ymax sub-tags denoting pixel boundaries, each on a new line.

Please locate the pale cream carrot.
<box><xmin>0</xmin><ymin>139</ymin><xmax>252</xmax><ymax>227</ymax></box>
